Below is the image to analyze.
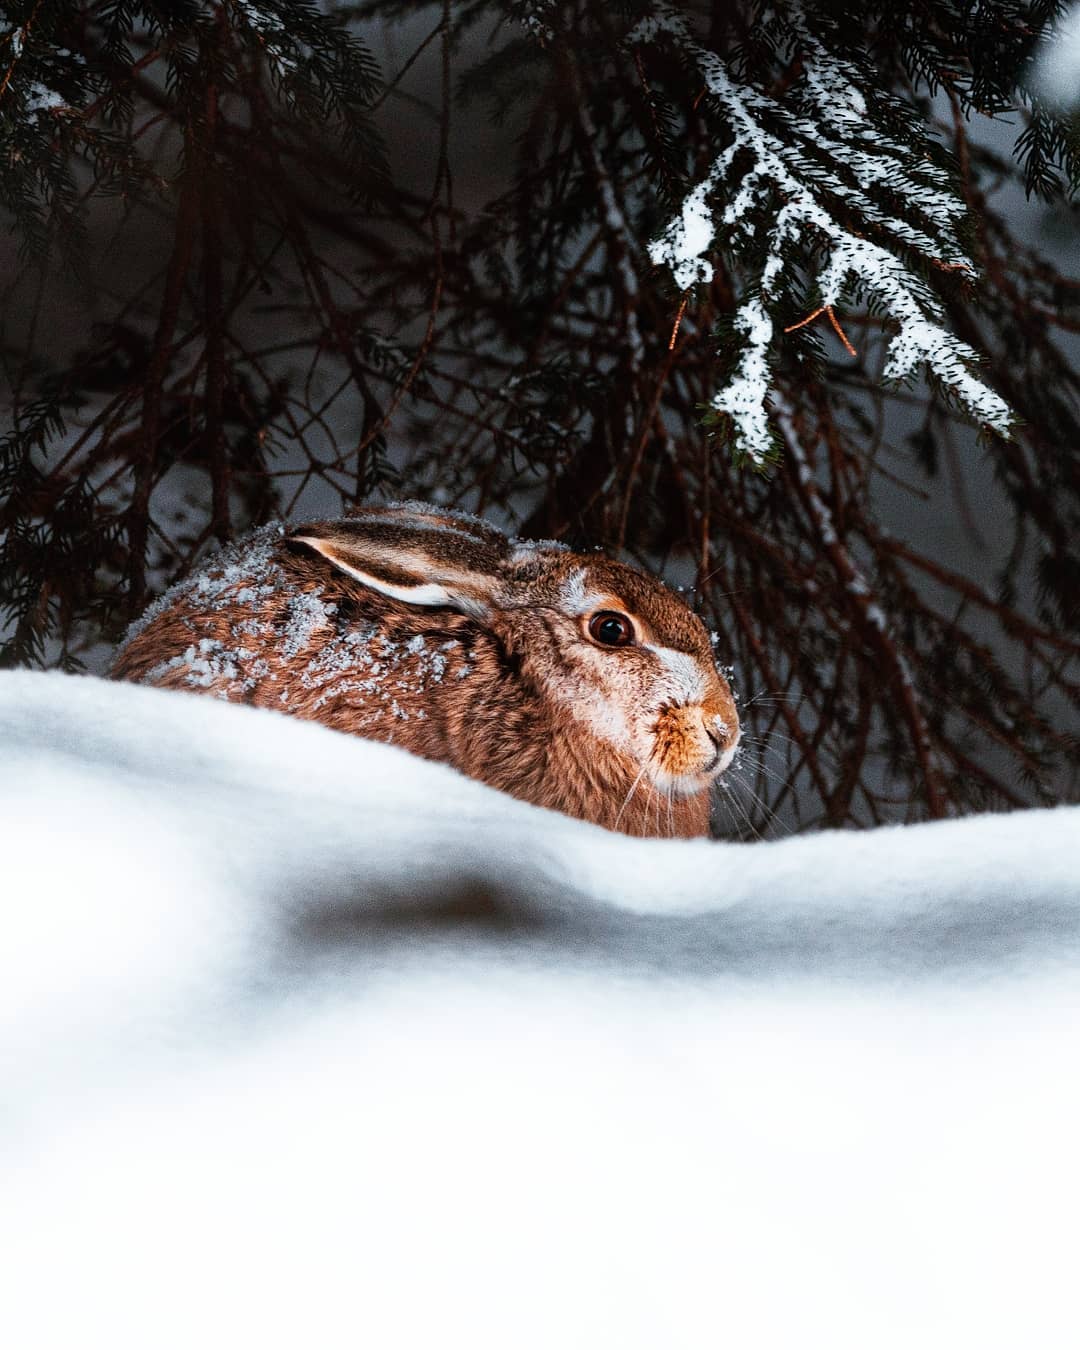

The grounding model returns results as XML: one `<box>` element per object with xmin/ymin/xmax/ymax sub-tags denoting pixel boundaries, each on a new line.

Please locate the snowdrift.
<box><xmin>1</xmin><ymin>670</ymin><xmax>1078</xmax><ymax>1350</ymax></box>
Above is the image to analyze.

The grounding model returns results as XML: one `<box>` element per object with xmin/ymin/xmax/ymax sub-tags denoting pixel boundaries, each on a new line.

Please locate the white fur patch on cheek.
<box><xmin>538</xmin><ymin>664</ymin><xmax>635</xmax><ymax>752</ymax></box>
<box><xmin>577</xmin><ymin>692</ymin><xmax>634</xmax><ymax>749</ymax></box>
<box><xmin>645</xmin><ymin>645</ymin><xmax>709</xmax><ymax>703</ymax></box>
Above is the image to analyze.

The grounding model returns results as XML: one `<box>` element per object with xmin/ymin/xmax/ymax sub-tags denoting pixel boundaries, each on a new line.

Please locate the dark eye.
<box><xmin>588</xmin><ymin>611</ymin><xmax>634</xmax><ymax>648</ymax></box>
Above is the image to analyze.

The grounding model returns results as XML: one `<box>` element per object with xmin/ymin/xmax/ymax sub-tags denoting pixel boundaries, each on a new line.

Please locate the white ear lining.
<box><xmin>332</xmin><ymin>560</ymin><xmax>457</xmax><ymax>607</ymax></box>
<box><xmin>291</xmin><ymin>535</ymin><xmax>491</xmax><ymax>618</ymax></box>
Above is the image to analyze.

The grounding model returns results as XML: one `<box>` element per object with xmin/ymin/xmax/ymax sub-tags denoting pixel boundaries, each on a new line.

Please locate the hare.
<box><xmin>111</xmin><ymin>501</ymin><xmax>739</xmax><ymax>838</ymax></box>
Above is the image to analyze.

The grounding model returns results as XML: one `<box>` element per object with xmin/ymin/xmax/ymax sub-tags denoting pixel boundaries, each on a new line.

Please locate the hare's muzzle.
<box><xmin>652</xmin><ymin>695</ymin><xmax>740</xmax><ymax>788</ymax></box>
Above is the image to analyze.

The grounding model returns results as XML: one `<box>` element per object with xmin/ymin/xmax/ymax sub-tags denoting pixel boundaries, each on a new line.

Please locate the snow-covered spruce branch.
<box><xmin>629</xmin><ymin>4</ymin><xmax>1014</xmax><ymax>466</ymax></box>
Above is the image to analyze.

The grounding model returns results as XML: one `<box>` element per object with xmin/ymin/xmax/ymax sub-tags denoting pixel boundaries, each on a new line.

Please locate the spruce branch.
<box><xmin>631</xmin><ymin>2</ymin><xmax>1015</xmax><ymax>466</ymax></box>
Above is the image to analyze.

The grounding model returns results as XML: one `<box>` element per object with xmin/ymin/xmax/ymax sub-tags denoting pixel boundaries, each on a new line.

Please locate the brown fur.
<box><xmin>111</xmin><ymin>503</ymin><xmax>739</xmax><ymax>838</ymax></box>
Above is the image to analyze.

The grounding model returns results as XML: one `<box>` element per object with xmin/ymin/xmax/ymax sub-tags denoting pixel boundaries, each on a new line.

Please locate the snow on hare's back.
<box><xmin>111</xmin><ymin>501</ymin><xmax>739</xmax><ymax>838</ymax></box>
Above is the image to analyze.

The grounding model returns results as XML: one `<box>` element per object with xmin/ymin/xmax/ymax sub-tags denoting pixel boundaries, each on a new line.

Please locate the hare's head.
<box><xmin>290</xmin><ymin>502</ymin><xmax>739</xmax><ymax>799</ymax></box>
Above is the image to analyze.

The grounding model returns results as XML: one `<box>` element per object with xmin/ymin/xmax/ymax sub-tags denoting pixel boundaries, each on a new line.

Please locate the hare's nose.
<box><xmin>701</xmin><ymin>712</ymin><xmax>739</xmax><ymax>774</ymax></box>
<box><xmin>705</xmin><ymin>713</ymin><xmax>737</xmax><ymax>751</ymax></box>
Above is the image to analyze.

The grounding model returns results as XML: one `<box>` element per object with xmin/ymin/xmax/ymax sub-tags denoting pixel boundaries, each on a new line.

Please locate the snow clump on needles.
<box><xmin>630</xmin><ymin>3</ymin><xmax>1014</xmax><ymax>467</ymax></box>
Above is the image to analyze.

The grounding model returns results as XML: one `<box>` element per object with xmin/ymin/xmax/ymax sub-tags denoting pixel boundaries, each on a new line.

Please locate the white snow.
<box><xmin>281</xmin><ymin>587</ymin><xmax>335</xmax><ymax>657</ymax></box>
<box><xmin>120</xmin><ymin>520</ymin><xmax>287</xmax><ymax>648</ymax></box>
<box><xmin>647</xmin><ymin>180</ymin><xmax>717</xmax><ymax>289</ymax></box>
<box><xmin>710</xmin><ymin>295</ymin><xmax>775</xmax><ymax>458</ymax></box>
<box><xmin>24</xmin><ymin>81</ymin><xmax>65</xmax><ymax>113</ymax></box>
<box><xmin>1</xmin><ymin>669</ymin><xmax>1079</xmax><ymax>1349</ymax></box>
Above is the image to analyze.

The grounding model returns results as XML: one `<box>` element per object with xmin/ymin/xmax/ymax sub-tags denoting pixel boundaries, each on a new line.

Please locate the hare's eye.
<box><xmin>588</xmin><ymin>611</ymin><xmax>634</xmax><ymax>648</ymax></box>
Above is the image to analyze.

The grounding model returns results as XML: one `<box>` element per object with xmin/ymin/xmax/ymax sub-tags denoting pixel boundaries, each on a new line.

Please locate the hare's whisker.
<box><xmin>719</xmin><ymin>778</ymin><xmax>764</xmax><ymax>842</ymax></box>
<box><xmin>730</xmin><ymin>746</ymin><xmax>793</xmax><ymax>793</ymax></box>
<box><xmin>732</xmin><ymin>772</ymin><xmax>790</xmax><ymax>838</ymax></box>
<box><xmin>614</xmin><ymin>762</ymin><xmax>650</xmax><ymax>831</ymax></box>
<box><xmin>715</xmin><ymin>780</ymin><xmax>744</xmax><ymax>838</ymax></box>
<box><xmin>726</xmin><ymin>757</ymin><xmax>790</xmax><ymax>839</ymax></box>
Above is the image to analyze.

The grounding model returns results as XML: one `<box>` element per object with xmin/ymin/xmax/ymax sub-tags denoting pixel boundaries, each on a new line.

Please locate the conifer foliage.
<box><xmin>2</xmin><ymin>0</ymin><xmax>1078</xmax><ymax>829</ymax></box>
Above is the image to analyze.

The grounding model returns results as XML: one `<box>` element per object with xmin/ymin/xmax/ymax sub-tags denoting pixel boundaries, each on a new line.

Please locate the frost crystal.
<box><xmin>281</xmin><ymin>590</ymin><xmax>334</xmax><ymax>658</ymax></box>
<box><xmin>631</xmin><ymin>3</ymin><xmax>1014</xmax><ymax>465</ymax></box>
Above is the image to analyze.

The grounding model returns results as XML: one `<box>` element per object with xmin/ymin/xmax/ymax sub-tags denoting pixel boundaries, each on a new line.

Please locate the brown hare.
<box><xmin>111</xmin><ymin>501</ymin><xmax>739</xmax><ymax>838</ymax></box>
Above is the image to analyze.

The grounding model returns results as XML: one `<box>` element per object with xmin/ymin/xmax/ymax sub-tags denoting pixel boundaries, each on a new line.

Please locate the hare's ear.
<box><xmin>287</xmin><ymin>516</ymin><xmax>508</xmax><ymax>618</ymax></box>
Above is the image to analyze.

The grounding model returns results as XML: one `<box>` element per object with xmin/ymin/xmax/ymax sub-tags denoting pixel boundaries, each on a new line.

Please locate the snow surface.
<box><xmin>2</xmin><ymin>669</ymin><xmax>1079</xmax><ymax>1349</ymax></box>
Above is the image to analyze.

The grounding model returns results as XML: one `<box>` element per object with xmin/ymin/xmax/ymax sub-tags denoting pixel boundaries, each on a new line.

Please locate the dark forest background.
<box><xmin>2</xmin><ymin>0</ymin><xmax>1079</xmax><ymax>835</ymax></box>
